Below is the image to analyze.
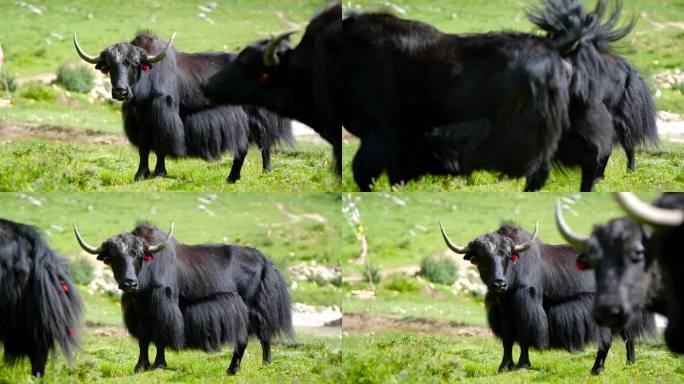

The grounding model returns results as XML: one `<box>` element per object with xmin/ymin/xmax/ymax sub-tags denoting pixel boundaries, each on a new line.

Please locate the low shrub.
<box><xmin>419</xmin><ymin>256</ymin><xmax>457</xmax><ymax>285</ymax></box>
<box><xmin>69</xmin><ymin>258</ymin><xmax>94</xmax><ymax>285</ymax></box>
<box><xmin>56</xmin><ymin>62</ymin><xmax>94</xmax><ymax>93</ymax></box>
<box><xmin>382</xmin><ymin>273</ymin><xmax>419</xmax><ymax>293</ymax></box>
<box><xmin>19</xmin><ymin>81</ymin><xmax>57</xmax><ymax>101</ymax></box>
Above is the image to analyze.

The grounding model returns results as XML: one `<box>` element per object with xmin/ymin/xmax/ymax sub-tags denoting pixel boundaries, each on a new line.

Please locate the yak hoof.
<box><xmin>516</xmin><ymin>362</ymin><xmax>531</xmax><ymax>370</ymax></box>
<box><xmin>226</xmin><ymin>175</ymin><xmax>241</xmax><ymax>184</ymax></box>
<box><xmin>153</xmin><ymin>171</ymin><xmax>167</xmax><ymax>178</ymax></box>
<box><xmin>153</xmin><ymin>361</ymin><xmax>167</xmax><ymax>370</ymax></box>
<box><xmin>227</xmin><ymin>366</ymin><xmax>241</xmax><ymax>375</ymax></box>
<box><xmin>134</xmin><ymin>171</ymin><xmax>150</xmax><ymax>181</ymax></box>
<box><xmin>134</xmin><ymin>361</ymin><xmax>150</xmax><ymax>373</ymax></box>
<box><xmin>497</xmin><ymin>362</ymin><xmax>514</xmax><ymax>374</ymax></box>
<box><xmin>591</xmin><ymin>366</ymin><xmax>604</xmax><ymax>375</ymax></box>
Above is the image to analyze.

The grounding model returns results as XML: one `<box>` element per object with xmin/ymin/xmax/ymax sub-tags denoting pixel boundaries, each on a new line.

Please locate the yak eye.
<box><xmin>576</xmin><ymin>254</ymin><xmax>592</xmax><ymax>271</ymax></box>
<box><xmin>630</xmin><ymin>249</ymin><xmax>645</xmax><ymax>263</ymax></box>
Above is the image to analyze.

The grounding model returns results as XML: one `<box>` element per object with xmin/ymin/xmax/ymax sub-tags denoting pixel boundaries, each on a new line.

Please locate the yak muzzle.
<box><xmin>112</xmin><ymin>87</ymin><xmax>131</xmax><ymax>101</ymax></box>
<box><xmin>492</xmin><ymin>279</ymin><xmax>508</xmax><ymax>294</ymax></box>
<box><xmin>120</xmin><ymin>278</ymin><xmax>138</xmax><ymax>293</ymax></box>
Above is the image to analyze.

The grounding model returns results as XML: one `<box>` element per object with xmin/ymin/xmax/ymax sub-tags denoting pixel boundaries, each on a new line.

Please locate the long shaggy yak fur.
<box><xmin>123</xmin><ymin>32</ymin><xmax>293</xmax><ymax>181</ymax></box>
<box><xmin>484</xmin><ymin>224</ymin><xmax>654</xmax><ymax>373</ymax></box>
<box><xmin>528</xmin><ymin>0</ymin><xmax>658</xmax><ymax>181</ymax></box>
<box><xmin>0</xmin><ymin>218</ymin><xmax>83</xmax><ymax>377</ymax></box>
<box><xmin>119</xmin><ymin>224</ymin><xmax>293</xmax><ymax>373</ymax></box>
<box><xmin>343</xmin><ymin>12</ymin><xmax>571</xmax><ymax>191</ymax></box>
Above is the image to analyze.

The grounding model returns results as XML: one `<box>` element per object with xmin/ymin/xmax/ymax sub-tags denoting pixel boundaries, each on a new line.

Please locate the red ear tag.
<box><xmin>258</xmin><ymin>73</ymin><xmax>270</xmax><ymax>87</ymax></box>
<box><xmin>66</xmin><ymin>327</ymin><xmax>73</xmax><ymax>337</ymax></box>
<box><xmin>142</xmin><ymin>64</ymin><xmax>151</xmax><ymax>72</ymax></box>
<box><xmin>144</xmin><ymin>254</ymin><xmax>153</xmax><ymax>262</ymax></box>
<box><xmin>576</xmin><ymin>261</ymin><xmax>587</xmax><ymax>271</ymax></box>
<box><xmin>100</xmin><ymin>68</ymin><xmax>109</xmax><ymax>75</ymax></box>
<box><xmin>61</xmin><ymin>282</ymin><xmax>69</xmax><ymax>293</ymax></box>
<box><xmin>470</xmin><ymin>259</ymin><xmax>479</xmax><ymax>266</ymax></box>
<box><xmin>511</xmin><ymin>254</ymin><xmax>519</xmax><ymax>262</ymax></box>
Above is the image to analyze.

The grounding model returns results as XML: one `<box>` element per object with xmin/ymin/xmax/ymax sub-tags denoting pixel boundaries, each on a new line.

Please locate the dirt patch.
<box><xmin>85</xmin><ymin>324</ymin><xmax>130</xmax><ymax>338</ymax></box>
<box><xmin>0</xmin><ymin>121</ymin><xmax>127</xmax><ymax>145</ymax></box>
<box><xmin>344</xmin><ymin>313</ymin><xmax>491</xmax><ymax>337</ymax></box>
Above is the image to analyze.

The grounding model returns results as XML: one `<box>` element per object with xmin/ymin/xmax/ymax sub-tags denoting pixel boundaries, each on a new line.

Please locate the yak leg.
<box><xmin>134</xmin><ymin>147</ymin><xmax>151</xmax><ymax>181</ymax></box>
<box><xmin>352</xmin><ymin>131</ymin><xmax>390</xmax><ymax>192</ymax></box>
<box><xmin>497</xmin><ymin>339</ymin><xmax>515</xmax><ymax>374</ymax></box>
<box><xmin>153</xmin><ymin>153</ymin><xmax>167</xmax><ymax>178</ymax></box>
<box><xmin>260</xmin><ymin>338</ymin><xmax>272</xmax><ymax>365</ymax></box>
<box><xmin>227</xmin><ymin>340</ymin><xmax>247</xmax><ymax>375</ymax></box>
<box><xmin>591</xmin><ymin>340</ymin><xmax>611</xmax><ymax>375</ymax></box>
<box><xmin>524</xmin><ymin>162</ymin><xmax>551</xmax><ymax>192</ymax></box>
<box><xmin>29</xmin><ymin>348</ymin><xmax>48</xmax><ymax>377</ymax></box>
<box><xmin>134</xmin><ymin>338</ymin><xmax>151</xmax><ymax>373</ymax></box>
<box><xmin>227</xmin><ymin>147</ymin><xmax>248</xmax><ymax>184</ymax></box>
<box><xmin>333</xmin><ymin>139</ymin><xmax>342</xmax><ymax>178</ymax></box>
<box><xmin>623</xmin><ymin>331</ymin><xmax>636</xmax><ymax>364</ymax></box>
<box><xmin>517</xmin><ymin>344</ymin><xmax>531</xmax><ymax>370</ymax></box>
<box><xmin>152</xmin><ymin>344</ymin><xmax>167</xmax><ymax>369</ymax></box>
<box><xmin>261</xmin><ymin>144</ymin><xmax>272</xmax><ymax>173</ymax></box>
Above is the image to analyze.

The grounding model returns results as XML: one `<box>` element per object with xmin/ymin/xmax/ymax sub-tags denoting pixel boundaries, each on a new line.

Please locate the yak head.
<box><xmin>72</xmin><ymin>222</ymin><xmax>174</xmax><ymax>293</ymax></box>
<box><xmin>614</xmin><ymin>192</ymin><xmax>684</xmax><ymax>353</ymax></box>
<box><xmin>73</xmin><ymin>32</ymin><xmax>175</xmax><ymax>101</ymax></box>
<box><xmin>555</xmin><ymin>200</ymin><xmax>654</xmax><ymax>328</ymax></box>
<box><xmin>439</xmin><ymin>221</ymin><xmax>538</xmax><ymax>294</ymax></box>
<box><xmin>204</xmin><ymin>31</ymin><xmax>295</xmax><ymax>109</ymax></box>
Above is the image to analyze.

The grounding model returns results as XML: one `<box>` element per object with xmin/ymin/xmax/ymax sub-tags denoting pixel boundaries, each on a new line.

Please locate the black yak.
<box><xmin>73</xmin><ymin>32</ymin><xmax>293</xmax><ymax>183</ymax></box>
<box><xmin>204</xmin><ymin>2</ymin><xmax>342</xmax><ymax>177</ymax></box>
<box><xmin>439</xmin><ymin>221</ymin><xmax>654</xmax><ymax>374</ymax></box>
<box><xmin>342</xmin><ymin>10</ymin><xmax>571</xmax><ymax>191</ymax></box>
<box><xmin>0</xmin><ymin>218</ymin><xmax>83</xmax><ymax>377</ymax></box>
<box><xmin>528</xmin><ymin>0</ymin><xmax>659</xmax><ymax>190</ymax></box>
<box><xmin>72</xmin><ymin>222</ymin><xmax>294</xmax><ymax>374</ymax></box>
<box><xmin>555</xmin><ymin>201</ymin><xmax>666</xmax><ymax>330</ymax></box>
<box><xmin>560</xmin><ymin>193</ymin><xmax>684</xmax><ymax>354</ymax></box>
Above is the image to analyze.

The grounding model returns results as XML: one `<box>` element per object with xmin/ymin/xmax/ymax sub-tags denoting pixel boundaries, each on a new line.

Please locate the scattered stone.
<box><xmin>288</xmin><ymin>262</ymin><xmax>341</xmax><ymax>282</ymax></box>
<box><xmin>292</xmin><ymin>303</ymin><xmax>342</xmax><ymax>327</ymax></box>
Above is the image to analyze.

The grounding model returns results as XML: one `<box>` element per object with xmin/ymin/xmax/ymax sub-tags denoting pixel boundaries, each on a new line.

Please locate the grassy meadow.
<box><xmin>0</xmin><ymin>192</ymin><xmax>342</xmax><ymax>382</ymax></box>
<box><xmin>341</xmin><ymin>192</ymin><xmax>684</xmax><ymax>383</ymax></box>
<box><xmin>0</xmin><ymin>0</ymin><xmax>334</xmax><ymax>191</ymax></box>
<box><xmin>342</xmin><ymin>0</ymin><xmax>684</xmax><ymax>191</ymax></box>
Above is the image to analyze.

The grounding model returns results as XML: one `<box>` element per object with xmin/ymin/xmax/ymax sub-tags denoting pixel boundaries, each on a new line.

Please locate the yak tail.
<box><xmin>244</xmin><ymin>106</ymin><xmax>295</xmax><ymax>150</ymax></box>
<box><xmin>3</xmin><ymin>238</ymin><xmax>83</xmax><ymax>366</ymax></box>
<box><xmin>252</xmin><ymin>260</ymin><xmax>295</xmax><ymax>341</ymax></box>
<box><xmin>527</xmin><ymin>0</ymin><xmax>634</xmax><ymax>55</ymax></box>
<box><xmin>182</xmin><ymin>292</ymin><xmax>249</xmax><ymax>352</ymax></box>
<box><xmin>614</xmin><ymin>69</ymin><xmax>659</xmax><ymax>170</ymax></box>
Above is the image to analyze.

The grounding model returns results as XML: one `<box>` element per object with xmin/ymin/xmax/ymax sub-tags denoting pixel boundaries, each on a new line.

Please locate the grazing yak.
<box><xmin>73</xmin><ymin>222</ymin><xmax>294</xmax><ymax>374</ymax></box>
<box><xmin>439</xmin><ymin>221</ymin><xmax>654</xmax><ymax>374</ymax></box>
<box><xmin>0</xmin><ymin>218</ymin><xmax>83</xmax><ymax>377</ymax></box>
<box><xmin>342</xmin><ymin>11</ymin><xmax>571</xmax><ymax>191</ymax></box>
<box><xmin>73</xmin><ymin>32</ymin><xmax>293</xmax><ymax>183</ymax></box>
<box><xmin>204</xmin><ymin>2</ymin><xmax>342</xmax><ymax>177</ymax></box>
<box><xmin>528</xmin><ymin>0</ymin><xmax>658</xmax><ymax>191</ymax></box>
<box><xmin>558</xmin><ymin>193</ymin><xmax>684</xmax><ymax>353</ymax></box>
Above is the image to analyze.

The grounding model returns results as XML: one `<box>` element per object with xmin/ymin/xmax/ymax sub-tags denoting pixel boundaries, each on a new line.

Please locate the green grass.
<box><xmin>342</xmin><ymin>142</ymin><xmax>684</xmax><ymax>191</ymax></box>
<box><xmin>0</xmin><ymin>0</ymin><xmax>323</xmax><ymax>78</ymax></box>
<box><xmin>0</xmin><ymin>333</ymin><xmax>342</xmax><ymax>384</ymax></box>
<box><xmin>0</xmin><ymin>139</ymin><xmax>337</xmax><ymax>191</ymax></box>
<box><xmin>344</xmin><ymin>282</ymin><xmax>486</xmax><ymax>325</ymax></box>
<box><xmin>342</xmin><ymin>332</ymin><xmax>684</xmax><ymax>383</ymax></box>
<box><xmin>0</xmin><ymin>192</ymin><xmax>342</xmax><ymax>267</ymax></box>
